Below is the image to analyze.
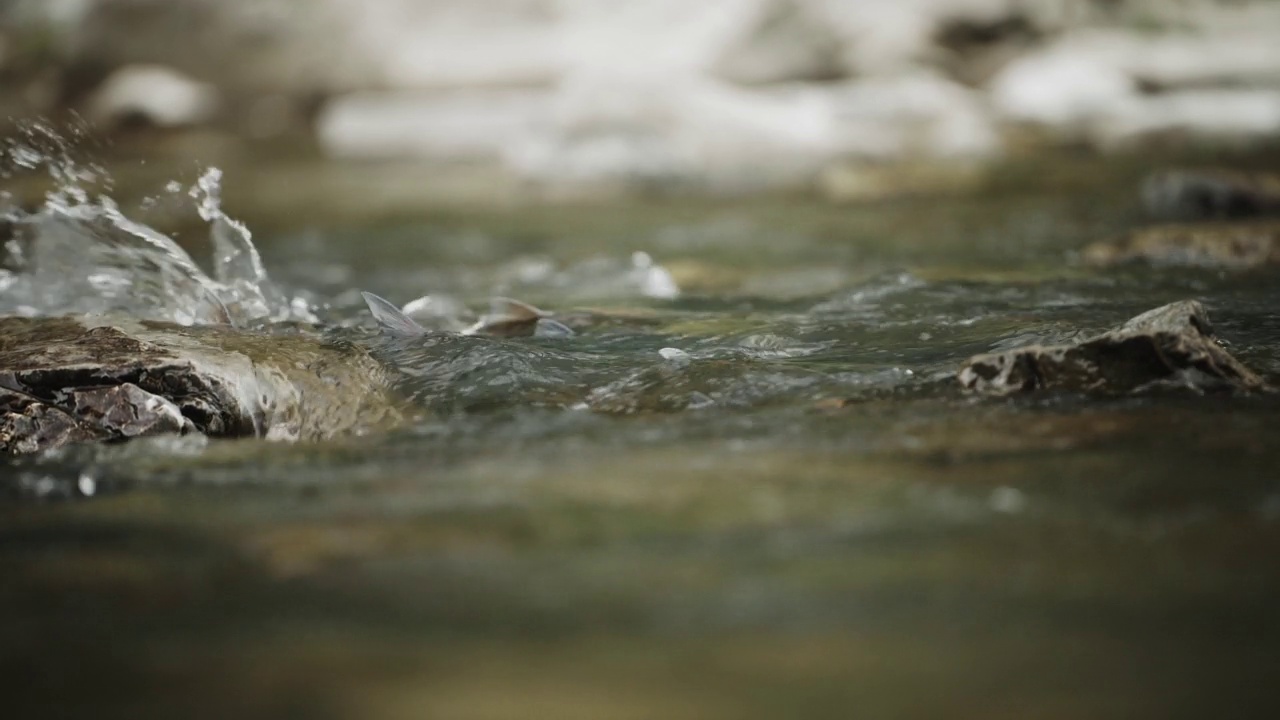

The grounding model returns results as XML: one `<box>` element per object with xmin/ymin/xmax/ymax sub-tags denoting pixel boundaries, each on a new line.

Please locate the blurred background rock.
<box><xmin>2</xmin><ymin>0</ymin><xmax>1280</xmax><ymax>199</ymax></box>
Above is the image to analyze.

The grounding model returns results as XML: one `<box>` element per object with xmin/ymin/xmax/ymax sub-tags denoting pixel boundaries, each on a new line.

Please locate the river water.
<box><xmin>3</xmin><ymin>138</ymin><xmax>1280</xmax><ymax>718</ymax></box>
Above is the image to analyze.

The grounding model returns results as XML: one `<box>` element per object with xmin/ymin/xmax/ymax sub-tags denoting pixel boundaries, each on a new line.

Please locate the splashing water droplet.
<box><xmin>186</xmin><ymin>166</ymin><xmax>312</xmax><ymax>323</ymax></box>
<box><xmin>0</xmin><ymin>126</ymin><xmax>315</xmax><ymax>326</ymax></box>
<box><xmin>192</xmin><ymin>167</ymin><xmax>267</xmax><ymax>285</ymax></box>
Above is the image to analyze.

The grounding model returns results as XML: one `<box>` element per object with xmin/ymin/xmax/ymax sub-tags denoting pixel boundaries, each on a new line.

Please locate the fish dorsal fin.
<box><xmin>487</xmin><ymin>297</ymin><xmax>544</xmax><ymax>322</ymax></box>
<box><xmin>362</xmin><ymin>291</ymin><xmax>427</xmax><ymax>338</ymax></box>
<box><xmin>534</xmin><ymin>318</ymin><xmax>575</xmax><ymax>338</ymax></box>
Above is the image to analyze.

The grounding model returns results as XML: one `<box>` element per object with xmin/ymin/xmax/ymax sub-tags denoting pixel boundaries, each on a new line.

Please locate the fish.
<box><xmin>362</xmin><ymin>291</ymin><xmax>574</xmax><ymax>339</ymax></box>
<box><xmin>362</xmin><ymin>291</ymin><xmax>428</xmax><ymax>337</ymax></box>
<box><xmin>461</xmin><ymin>297</ymin><xmax>574</xmax><ymax>338</ymax></box>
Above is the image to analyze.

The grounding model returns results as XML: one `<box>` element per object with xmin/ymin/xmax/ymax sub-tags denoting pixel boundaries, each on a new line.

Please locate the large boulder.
<box><xmin>958</xmin><ymin>300</ymin><xmax>1268</xmax><ymax>395</ymax></box>
<box><xmin>0</xmin><ymin>316</ymin><xmax>403</xmax><ymax>455</ymax></box>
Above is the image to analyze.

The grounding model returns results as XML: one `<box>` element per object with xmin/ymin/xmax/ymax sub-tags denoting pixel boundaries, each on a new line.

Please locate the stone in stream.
<box><xmin>1142</xmin><ymin>170</ymin><xmax>1280</xmax><ymax>221</ymax></box>
<box><xmin>958</xmin><ymin>300</ymin><xmax>1268</xmax><ymax>396</ymax></box>
<box><xmin>1083</xmin><ymin>221</ymin><xmax>1280</xmax><ymax>269</ymax></box>
<box><xmin>0</xmin><ymin>316</ymin><xmax>404</xmax><ymax>455</ymax></box>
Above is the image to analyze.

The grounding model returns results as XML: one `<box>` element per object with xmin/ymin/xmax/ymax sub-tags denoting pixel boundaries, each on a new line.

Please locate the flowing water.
<box><xmin>2</xmin><ymin>129</ymin><xmax>1280</xmax><ymax>718</ymax></box>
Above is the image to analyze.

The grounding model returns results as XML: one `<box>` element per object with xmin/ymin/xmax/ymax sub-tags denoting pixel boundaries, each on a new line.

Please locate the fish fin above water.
<box><xmin>463</xmin><ymin>296</ymin><xmax>561</xmax><ymax>337</ymax></box>
<box><xmin>361</xmin><ymin>291</ymin><xmax>427</xmax><ymax>337</ymax></box>
<box><xmin>487</xmin><ymin>297</ymin><xmax>545</xmax><ymax>321</ymax></box>
<box><xmin>401</xmin><ymin>293</ymin><xmax>470</xmax><ymax>326</ymax></box>
<box><xmin>467</xmin><ymin>316</ymin><xmax>539</xmax><ymax>338</ymax></box>
<box><xmin>534</xmin><ymin>318</ymin><xmax>575</xmax><ymax>338</ymax></box>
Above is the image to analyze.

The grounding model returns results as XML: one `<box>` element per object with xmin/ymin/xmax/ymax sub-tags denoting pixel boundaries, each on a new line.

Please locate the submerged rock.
<box><xmin>1083</xmin><ymin>221</ymin><xmax>1280</xmax><ymax>269</ymax></box>
<box><xmin>1142</xmin><ymin>170</ymin><xmax>1280</xmax><ymax>221</ymax></box>
<box><xmin>958</xmin><ymin>300</ymin><xmax>1267</xmax><ymax>396</ymax></box>
<box><xmin>0</xmin><ymin>316</ymin><xmax>403</xmax><ymax>455</ymax></box>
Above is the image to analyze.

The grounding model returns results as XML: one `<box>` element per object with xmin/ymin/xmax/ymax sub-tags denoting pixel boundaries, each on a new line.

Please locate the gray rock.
<box><xmin>0</xmin><ymin>316</ymin><xmax>404</xmax><ymax>455</ymax></box>
<box><xmin>1142</xmin><ymin>170</ymin><xmax>1280</xmax><ymax>221</ymax></box>
<box><xmin>958</xmin><ymin>300</ymin><xmax>1268</xmax><ymax>396</ymax></box>
<box><xmin>0</xmin><ymin>389</ymin><xmax>100</xmax><ymax>455</ymax></box>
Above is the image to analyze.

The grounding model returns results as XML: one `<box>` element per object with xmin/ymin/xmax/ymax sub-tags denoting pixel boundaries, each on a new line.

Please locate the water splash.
<box><xmin>0</xmin><ymin>125</ymin><xmax>313</xmax><ymax>326</ymax></box>
<box><xmin>190</xmin><ymin>166</ymin><xmax>298</xmax><ymax>322</ymax></box>
<box><xmin>9</xmin><ymin>196</ymin><xmax>231</xmax><ymax>324</ymax></box>
<box><xmin>2</xmin><ymin>120</ymin><xmax>108</xmax><ymax>189</ymax></box>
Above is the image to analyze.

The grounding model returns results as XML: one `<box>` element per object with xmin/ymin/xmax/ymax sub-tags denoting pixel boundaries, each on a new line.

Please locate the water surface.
<box><xmin>3</xmin><ymin>146</ymin><xmax>1280</xmax><ymax>719</ymax></box>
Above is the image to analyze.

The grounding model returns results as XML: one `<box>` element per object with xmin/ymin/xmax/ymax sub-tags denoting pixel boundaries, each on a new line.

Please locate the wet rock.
<box><xmin>0</xmin><ymin>380</ymin><xmax>198</xmax><ymax>456</ymax></box>
<box><xmin>0</xmin><ymin>316</ymin><xmax>402</xmax><ymax>455</ymax></box>
<box><xmin>1083</xmin><ymin>221</ymin><xmax>1280</xmax><ymax>269</ymax></box>
<box><xmin>71</xmin><ymin>383</ymin><xmax>195</xmax><ymax>437</ymax></box>
<box><xmin>0</xmin><ymin>389</ymin><xmax>101</xmax><ymax>455</ymax></box>
<box><xmin>958</xmin><ymin>300</ymin><xmax>1267</xmax><ymax>396</ymax></box>
<box><xmin>1142</xmin><ymin>170</ymin><xmax>1280</xmax><ymax>220</ymax></box>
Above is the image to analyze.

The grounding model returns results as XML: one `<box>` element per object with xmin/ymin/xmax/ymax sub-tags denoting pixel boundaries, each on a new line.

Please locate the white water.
<box><xmin>0</xmin><ymin>125</ymin><xmax>314</xmax><ymax>326</ymax></box>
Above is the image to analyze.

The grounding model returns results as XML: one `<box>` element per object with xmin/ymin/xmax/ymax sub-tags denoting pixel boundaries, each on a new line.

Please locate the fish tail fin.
<box><xmin>361</xmin><ymin>291</ymin><xmax>427</xmax><ymax>338</ymax></box>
